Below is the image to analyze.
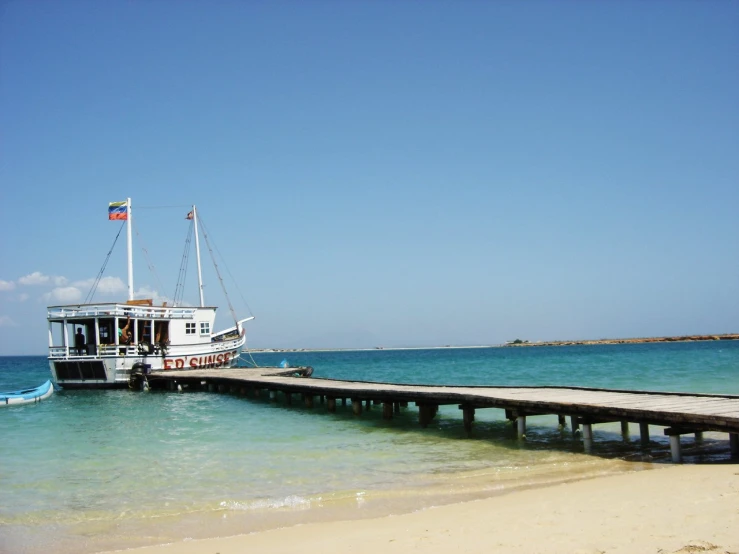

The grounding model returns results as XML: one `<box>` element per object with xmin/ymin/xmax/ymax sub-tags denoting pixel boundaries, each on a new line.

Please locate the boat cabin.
<box><xmin>47</xmin><ymin>300</ymin><xmax>217</xmax><ymax>358</ymax></box>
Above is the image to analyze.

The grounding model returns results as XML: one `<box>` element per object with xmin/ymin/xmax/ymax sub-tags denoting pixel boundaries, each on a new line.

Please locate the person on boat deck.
<box><xmin>118</xmin><ymin>316</ymin><xmax>132</xmax><ymax>345</ymax></box>
<box><xmin>75</xmin><ymin>328</ymin><xmax>86</xmax><ymax>355</ymax></box>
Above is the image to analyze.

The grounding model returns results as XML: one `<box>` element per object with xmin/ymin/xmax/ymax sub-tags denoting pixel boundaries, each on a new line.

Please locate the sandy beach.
<box><xmin>103</xmin><ymin>462</ymin><xmax>738</xmax><ymax>554</ymax></box>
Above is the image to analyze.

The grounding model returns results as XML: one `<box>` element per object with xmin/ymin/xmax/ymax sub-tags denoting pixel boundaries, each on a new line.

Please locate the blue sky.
<box><xmin>1</xmin><ymin>1</ymin><xmax>737</xmax><ymax>355</ymax></box>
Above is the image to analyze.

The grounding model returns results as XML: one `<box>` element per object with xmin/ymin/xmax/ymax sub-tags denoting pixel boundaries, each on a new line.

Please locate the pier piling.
<box><xmin>352</xmin><ymin>398</ymin><xmax>362</xmax><ymax>416</ymax></box>
<box><xmin>517</xmin><ymin>416</ymin><xmax>526</xmax><ymax>439</ymax></box>
<box><xmin>570</xmin><ymin>416</ymin><xmax>580</xmax><ymax>436</ymax></box>
<box><xmin>582</xmin><ymin>423</ymin><xmax>594</xmax><ymax>453</ymax></box>
<box><xmin>621</xmin><ymin>421</ymin><xmax>630</xmax><ymax>441</ymax></box>
<box><xmin>639</xmin><ymin>423</ymin><xmax>650</xmax><ymax>446</ymax></box>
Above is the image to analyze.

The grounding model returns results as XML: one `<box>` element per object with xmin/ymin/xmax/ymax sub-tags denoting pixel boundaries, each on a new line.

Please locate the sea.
<box><xmin>1</xmin><ymin>341</ymin><xmax>738</xmax><ymax>554</ymax></box>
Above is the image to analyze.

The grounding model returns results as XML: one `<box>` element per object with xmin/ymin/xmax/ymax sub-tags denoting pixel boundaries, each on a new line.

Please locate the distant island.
<box><xmin>504</xmin><ymin>334</ymin><xmax>739</xmax><ymax>347</ymax></box>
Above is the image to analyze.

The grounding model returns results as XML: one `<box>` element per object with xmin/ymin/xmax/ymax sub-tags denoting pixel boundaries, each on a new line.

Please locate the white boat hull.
<box><xmin>50</xmin><ymin>336</ymin><xmax>246</xmax><ymax>389</ymax></box>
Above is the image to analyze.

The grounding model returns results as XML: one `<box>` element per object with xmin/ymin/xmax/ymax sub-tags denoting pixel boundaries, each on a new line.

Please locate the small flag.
<box><xmin>185</xmin><ymin>210</ymin><xmax>194</xmax><ymax>220</ymax></box>
<box><xmin>109</xmin><ymin>201</ymin><xmax>128</xmax><ymax>221</ymax></box>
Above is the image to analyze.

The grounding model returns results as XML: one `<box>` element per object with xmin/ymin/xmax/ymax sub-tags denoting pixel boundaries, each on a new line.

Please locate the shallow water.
<box><xmin>1</xmin><ymin>341</ymin><xmax>737</xmax><ymax>553</ymax></box>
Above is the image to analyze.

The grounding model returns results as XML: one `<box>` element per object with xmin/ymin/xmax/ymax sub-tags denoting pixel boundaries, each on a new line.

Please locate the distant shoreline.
<box><xmin>248</xmin><ymin>334</ymin><xmax>739</xmax><ymax>354</ymax></box>
<box><xmin>503</xmin><ymin>333</ymin><xmax>739</xmax><ymax>348</ymax></box>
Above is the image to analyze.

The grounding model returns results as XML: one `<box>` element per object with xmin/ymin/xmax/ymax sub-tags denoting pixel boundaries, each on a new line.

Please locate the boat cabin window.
<box><xmin>98</xmin><ymin>322</ymin><xmax>112</xmax><ymax>344</ymax></box>
<box><xmin>200</xmin><ymin>322</ymin><xmax>210</xmax><ymax>335</ymax></box>
<box><xmin>154</xmin><ymin>321</ymin><xmax>169</xmax><ymax>344</ymax></box>
<box><xmin>186</xmin><ymin>322</ymin><xmax>196</xmax><ymax>335</ymax></box>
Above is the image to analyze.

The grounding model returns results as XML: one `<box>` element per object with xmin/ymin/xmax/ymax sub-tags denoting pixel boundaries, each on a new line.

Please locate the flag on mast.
<box><xmin>186</xmin><ymin>210</ymin><xmax>194</xmax><ymax>220</ymax></box>
<box><xmin>108</xmin><ymin>201</ymin><xmax>128</xmax><ymax>220</ymax></box>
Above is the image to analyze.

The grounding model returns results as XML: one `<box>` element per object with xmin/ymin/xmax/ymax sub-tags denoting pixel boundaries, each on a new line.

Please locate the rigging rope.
<box><xmin>198</xmin><ymin>217</ymin><xmax>255</xmax><ymax>319</ymax></box>
<box><xmin>132</xmin><ymin>219</ymin><xmax>167</xmax><ymax>300</ymax></box>
<box><xmin>172</xmin><ymin>221</ymin><xmax>194</xmax><ymax>307</ymax></box>
<box><xmin>84</xmin><ymin>221</ymin><xmax>126</xmax><ymax>303</ymax></box>
<box><xmin>197</xmin><ymin>215</ymin><xmax>239</xmax><ymax>327</ymax></box>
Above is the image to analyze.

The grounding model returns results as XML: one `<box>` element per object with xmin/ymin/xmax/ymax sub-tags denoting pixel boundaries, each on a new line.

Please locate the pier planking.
<box><xmin>143</xmin><ymin>367</ymin><xmax>739</xmax><ymax>463</ymax></box>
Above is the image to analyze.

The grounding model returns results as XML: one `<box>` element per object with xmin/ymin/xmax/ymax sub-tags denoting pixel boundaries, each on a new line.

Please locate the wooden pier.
<box><xmin>143</xmin><ymin>367</ymin><xmax>739</xmax><ymax>463</ymax></box>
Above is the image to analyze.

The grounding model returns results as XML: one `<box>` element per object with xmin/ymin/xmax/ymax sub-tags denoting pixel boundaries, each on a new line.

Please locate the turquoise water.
<box><xmin>1</xmin><ymin>341</ymin><xmax>737</xmax><ymax>553</ymax></box>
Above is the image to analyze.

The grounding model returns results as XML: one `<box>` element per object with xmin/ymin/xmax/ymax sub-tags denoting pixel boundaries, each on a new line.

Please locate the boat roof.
<box><xmin>47</xmin><ymin>302</ymin><xmax>217</xmax><ymax>320</ymax></box>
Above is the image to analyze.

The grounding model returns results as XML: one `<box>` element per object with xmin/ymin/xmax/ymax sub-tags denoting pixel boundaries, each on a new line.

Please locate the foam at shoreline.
<box><xmin>97</xmin><ymin>462</ymin><xmax>739</xmax><ymax>554</ymax></box>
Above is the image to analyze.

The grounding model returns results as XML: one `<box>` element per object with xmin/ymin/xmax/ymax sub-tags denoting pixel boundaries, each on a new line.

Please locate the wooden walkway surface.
<box><xmin>145</xmin><ymin>367</ymin><xmax>739</xmax><ymax>462</ymax></box>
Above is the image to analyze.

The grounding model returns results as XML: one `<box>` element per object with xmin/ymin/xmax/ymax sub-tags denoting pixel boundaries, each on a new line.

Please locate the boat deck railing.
<box><xmin>47</xmin><ymin>303</ymin><xmax>201</xmax><ymax>320</ymax></box>
<box><xmin>49</xmin><ymin>336</ymin><xmax>245</xmax><ymax>359</ymax></box>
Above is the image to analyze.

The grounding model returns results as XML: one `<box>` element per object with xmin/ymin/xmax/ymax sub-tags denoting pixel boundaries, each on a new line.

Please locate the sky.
<box><xmin>1</xmin><ymin>1</ymin><xmax>738</xmax><ymax>355</ymax></box>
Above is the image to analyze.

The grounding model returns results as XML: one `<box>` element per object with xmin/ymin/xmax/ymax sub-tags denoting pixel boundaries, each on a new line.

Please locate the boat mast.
<box><xmin>126</xmin><ymin>197</ymin><xmax>134</xmax><ymax>301</ymax></box>
<box><xmin>192</xmin><ymin>205</ymin><xmax>205</xmax><ymax>307</ymax></box>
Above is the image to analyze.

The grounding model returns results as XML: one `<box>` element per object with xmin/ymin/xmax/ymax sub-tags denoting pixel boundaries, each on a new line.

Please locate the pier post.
<box><xmin>621</xmin><ymin>421</ymin><xmax>630</xmax><ymax>441</ymax></box>
<box><xmin>419</xmin><ymin>404</ymin><xmax>429</xmax><ymax>428</ymax></box>
<box><xmin>365</xmin><ymin>399</ymin><xmax>371</xmax><ymax>411</ymax></box>
<box><xmin>285</xmin><ymin>393</ymin><xmax>292</xmax><ymax>405</ymax></box>
<box><xmin>729</xmin><ymin>433</ymin><xmax>739</xmax><ymax>459</ymax></box>
<box><xmin>341</xmin><ymin>398</ymin><xmax>347</xmax><ymax>406</ymax></box>
<box><xmin>303</xmin><ymin>394</ymin><xmax>314</xmax><ymax>409</ymax></box>
<box><xmin>639</xmin><ymin>423</ymin><xmax>649</xmax><ymax>446</ymax></box>
<box><xmin>320</xmin><ymin>395</ymin><xmax>325</xmax><ymax>405</ymax></box>
<box><xmin>208</xmin><ymin>383</ymin><xmax>215</xmax><ymax>393</ymax></box>
<box><xmin>570</xmin><ymin>416</ymin><xmax>580</xmax><ymax>436</ymax></box>
<box><xmin>669</xmin><ymin>435</ymin><xmax>682</xmax><ymax>463</ymax></box>
<box><xmin>517</xmin><ymin>416</ymin><xmax>526</xmax><ymax>439</ymax></box>
<box><xmin>400</xmin><ymin>401</ymin><xmax>408</xmax><ymax>408</ymax></box>
<box><xmin>382</xmin><ymin>402</ymin><xmax>393</xmax><ymax>420</ymax></box>
<box><xmin>582</xmin><ymin>423</ymin><xmax>593</xmax><ymax>453</ymax></box>
<box><xmin>327</xmin><ymin>397</ymin><xmax>336</xmax><ymax>413</ymax></box>
<box><xmin>664</xmin><ymin>429</ymin><xmax>683</xmax><ymax>463</ymax></box>
<box><xmin>694</xmin><ymin>431</ymin><xmax>703</xmax><ymax>442</ymax></box>
<box><xmin>419</xmin><ymin>404</ymin><xmax>436</xmax><ymax>428</ymax></box>
<box><xmin>557</xmin><ymin>414</ymin><xmax>566</xmax><ymax>427</ymax></box>
<box><xmin>352</xmin><ymin>398</ymin><xmax>362</xmax><ymax>416</ymax></box>
<box><xmin>394</xmin><ymin>402</ymin><xmax>400</xmax><ymax>414</ymax></box>
<box><xmin>462</xmin><ymin>406</ymin><xmax>475</xmax><ymax>437</ymax></box>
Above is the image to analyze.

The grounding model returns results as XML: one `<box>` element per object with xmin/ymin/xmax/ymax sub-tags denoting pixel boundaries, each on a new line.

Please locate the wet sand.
<box><xmin>101</xmin><ymin>462</ymin><xmax>739</xmax><ymax>554</ymax></box>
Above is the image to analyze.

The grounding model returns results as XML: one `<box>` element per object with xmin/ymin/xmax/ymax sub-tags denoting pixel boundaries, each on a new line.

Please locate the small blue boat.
<box><xmin>1</xmin><ymin>380</ymin><xmax>54</xmax><ymax>407</ymax></box>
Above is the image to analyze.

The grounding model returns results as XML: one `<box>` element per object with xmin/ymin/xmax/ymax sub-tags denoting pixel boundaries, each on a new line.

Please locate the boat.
<box><xmin>1</xmin><ymin>380</ymin><xmax>54</xmax><ymax>406</ymax></box>
<box><xmin>47</xmin><ymin>199</ymin><xmax>252</xmax><ymax>389</ymax></box>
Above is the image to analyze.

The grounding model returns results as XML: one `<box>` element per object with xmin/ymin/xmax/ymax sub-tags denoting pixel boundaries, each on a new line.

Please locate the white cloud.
<box><xmin>0</xmin><ymin>315</ymin><xmax>18</xmax><ymax>327</ymax></box>
<box><xmin>96</xmin><ymin>276</ymin><xmax>127</xmax><ymax>294</ymax></box>
<box><xmin>18</xmin><ymin>271</ymin><xmax>50</xmax><ymax>285</ymax></box>
<box><xmin>135</xmin><ymin>286</ymin><xmax>171</xmax><ymax>306</ymax></box>
<box><xmin>71</xmin><ymin>276</ymin><xmax>127</xmax><ymax>298</ymax></box>
<box><xmin>45</xmin><ymin>287</ymin><xmax>83</xmax><ymax>303</ymax></box>
<box><xmin>18</xmin><ymin>272</ymin><xmax>68</xmax><ymax>287</ymax></box>
<box><xmin>0</xmin><ymin>280</ymin><xmax>15</xmax><ymax>291</ymax></box>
